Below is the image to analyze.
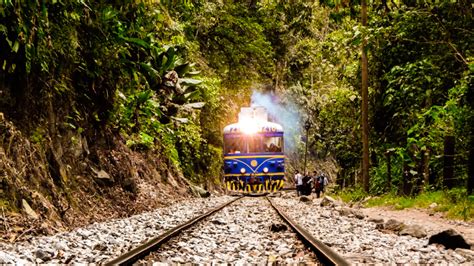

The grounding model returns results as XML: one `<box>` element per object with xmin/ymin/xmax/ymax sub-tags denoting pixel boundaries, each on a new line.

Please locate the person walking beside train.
<box><xmin>319</xmin><ymin>172</ymin><xmax>329</xmax><ymax>195</ymax></box>
<box><xmin>294</xmin><ymin>170</ymin><xmax>303</xmax><ymax>196</ymax></box>
<box><xmin>312</xmin><ymin>171</ymin><xmax>321</xmax><ymax>198</ymax></box>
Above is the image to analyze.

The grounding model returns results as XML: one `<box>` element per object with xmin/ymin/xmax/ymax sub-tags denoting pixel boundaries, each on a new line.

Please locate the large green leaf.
<box><xmin>161</xmin><ymin>47</ymin><xmax>177</xmax><ymax>73</ymax></box>
<box><xmin>174</xmin><ymin>62</ymin><xmax>191</xmax><ymax>76</ymax></box>
<box><xmin>136</xmin><ymin>90</ymin><xmax>153</xmax><ymax>105</ymax></box>
<box><xmin>139</xmin><ymin>62</ymin><xmax>160</xmax><ymax>84</ymax></box>
<box><xmin>121</xmin><ymin>36</ymin><xmax>150</xmax><ymax>49</ymax></box>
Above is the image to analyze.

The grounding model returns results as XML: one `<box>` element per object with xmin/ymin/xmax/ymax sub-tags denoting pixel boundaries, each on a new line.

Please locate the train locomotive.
<box><xmin>223</xmin><ymin>106</ymin><xmax>285</xmax><ymax>193</ymax></box>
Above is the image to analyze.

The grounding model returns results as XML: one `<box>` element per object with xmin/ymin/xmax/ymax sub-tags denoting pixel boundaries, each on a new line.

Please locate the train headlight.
<box><xmin>263</xmin><ymin>167</ymin><xmax>269</xmax><ymax>173</ymax></box>
<box><xmin>240</xmin><ymin>168</ymin><xmax>246</xmax><ymax>174</ymax></box>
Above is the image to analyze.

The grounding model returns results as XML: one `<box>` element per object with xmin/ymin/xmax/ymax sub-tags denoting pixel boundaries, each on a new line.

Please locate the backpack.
<box><xmin>314</xmin><ymin>178</ymin><xmax>321</xmax><ymax>189</ymax></box>
<box><xmin>318</xmin><ymin>175</ymin><xmax>325</xmax><ymax>187</ymax></box>
<box><xmin>302</xmin><ymin>175</ymin><xmax>311</xmax><ymax>185</ymax></box>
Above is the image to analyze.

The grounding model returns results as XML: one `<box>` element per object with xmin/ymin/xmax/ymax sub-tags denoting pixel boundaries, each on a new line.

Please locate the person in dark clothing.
<box><xmin>302</xmin><ymin>174</ymin><xmax>312</xmax><ymax>196</ymax></box>
<box><xmin>319</xmin><ymin>172</ymin><xmax>328</xmax><ymax>194</ymax></box>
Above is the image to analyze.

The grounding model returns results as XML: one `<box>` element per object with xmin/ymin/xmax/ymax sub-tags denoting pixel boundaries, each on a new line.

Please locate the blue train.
<box><xmin>223</xmin><ymin>107</ymin><xmax>285</xmax><ymax>193</ymax></box>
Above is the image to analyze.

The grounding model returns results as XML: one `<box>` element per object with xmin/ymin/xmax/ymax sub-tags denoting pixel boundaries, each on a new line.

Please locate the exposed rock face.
<box><xmin>93</xmin><ymin>169</ymin><xmax>114</xmax><ymax>186</ymax></box>
<box><xmin>299</xmin><ymin>196</ymin><xmax>312</xmax><ymax>203</ymax></box>
<box><xmin>191</xmin><ymin>186</ymin><xmax>211</xmax><ymax>198</ymax></box>
<box><xmin>320</xmin><ymin>196</ymin><xmax>337</xmax><ymax>207</ymax></box>
<box><xmin>399</xmin><ymin>225</ymin><xmax>427</xmax><ymax>238</ymax></box>
<box><xmin>338</xmin><ymin>207</ymin><xmax>353</xmax><ymax>217</ymax></box>
<box><xmin>368</xmin><ymin>218</ymin><xmax>384</xmax><ymax>225</ymax></box>
<box><xmin>2</xmin><ymin>113</ymin><xmax>192</xmax><ymax>244</ymax></box>
<box><xmin>428</xmin><ymin>229</ymin><xmax>471</xmax><ymax>250</ymax></box>
<box><xmin>337</xmin><ymin>207</ymin><xmax>365</xmax><ymax>220</ymax></box>
<box><xmin>34</xmin><ymin>249</ymin><xmax>52</xmax><ymax>262</ymax></box>
<box><xmin>270</xmin><ymin>223</ymin><xmax>288</xmax><ymax>232</ymax></box>
<box><xmin>353</xmin><ymin>210</ymin><xmax>365</xmax><ymax>220</ymax></box>
<box><xmin>384</xmin><ymin>219</ymin><xmax>405</xmax><ymax>232</ymax></box>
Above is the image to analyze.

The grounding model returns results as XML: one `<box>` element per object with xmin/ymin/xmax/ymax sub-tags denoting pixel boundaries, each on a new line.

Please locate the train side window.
<box><xmin>263</xmin><ymin>136</ymin><xmax>283</xmax><ymax>153</ymax></box>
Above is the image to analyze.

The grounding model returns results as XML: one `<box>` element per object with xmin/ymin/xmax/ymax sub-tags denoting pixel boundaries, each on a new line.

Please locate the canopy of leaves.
<box><xmin>1</xmin><ymin>0</ymin><xmax>472</xmax><ymax>193</ymax></box>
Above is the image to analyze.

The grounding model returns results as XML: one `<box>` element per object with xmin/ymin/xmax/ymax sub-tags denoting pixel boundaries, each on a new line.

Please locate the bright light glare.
<box><xmin>239</xmin><ymin>120</ymin><xmax>258</xmax><ymax>135</ymax></box>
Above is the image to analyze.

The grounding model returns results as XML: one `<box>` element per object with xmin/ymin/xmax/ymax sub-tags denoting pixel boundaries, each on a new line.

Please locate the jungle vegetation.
<box><xmin>0</xmin><ymin>0</ymin><xmax>473</xmax><ymax>213</ymax></box>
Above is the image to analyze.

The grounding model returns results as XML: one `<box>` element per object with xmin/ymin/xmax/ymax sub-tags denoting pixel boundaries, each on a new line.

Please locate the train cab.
<box><xmin>223</xmin><ymin>106</ymin><xmax>285</xmax><ymax>193</ymax></box>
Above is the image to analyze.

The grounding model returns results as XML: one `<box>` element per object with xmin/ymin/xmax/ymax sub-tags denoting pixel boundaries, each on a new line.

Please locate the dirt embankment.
<box><xmin>1</xmin><ymin>113</ymin><xmax>193</xmax><ymax>242</ymax></box>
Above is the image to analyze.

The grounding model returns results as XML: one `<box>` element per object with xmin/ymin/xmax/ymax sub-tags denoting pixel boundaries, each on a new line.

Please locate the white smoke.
<box><xmin>250</xmin><ymin>90</ymin><xmax>301</xmax><ymax>153</ymax></box>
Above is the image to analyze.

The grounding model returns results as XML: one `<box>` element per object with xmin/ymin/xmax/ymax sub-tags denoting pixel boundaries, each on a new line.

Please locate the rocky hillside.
<box><xmin>1</xmin><ymin>110</ymin><xmax>201</xmax><ymax>241</ymax></box>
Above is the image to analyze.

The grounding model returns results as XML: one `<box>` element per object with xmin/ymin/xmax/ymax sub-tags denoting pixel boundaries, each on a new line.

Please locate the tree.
<box><xmin>361</xmin><ymin>0</ymin><xmax>370</xmax><ymax>192</ymax></box>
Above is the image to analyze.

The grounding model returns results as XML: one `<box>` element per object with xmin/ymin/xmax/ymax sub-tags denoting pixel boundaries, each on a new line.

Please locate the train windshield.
<box><xmin>247</xmin><ymin>135</ymin><xmax>263</xmax><ymax>153</ymax></box>
<box><xmin>263</xmin><ymin>136</ymin><xmax>283</xmax><ymax>152</ymax></box>
<box><xmin>224</xmin><ymin>134</ymin><xmax>283</xmax><ymax>154</ymax></box>
<box><xmin>224</xmin><ymin>135</ymin><xmax>245</xmax><ymax>154</ymax></box>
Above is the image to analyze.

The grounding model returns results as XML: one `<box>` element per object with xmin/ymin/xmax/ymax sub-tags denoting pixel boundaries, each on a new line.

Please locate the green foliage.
<box><xmin>369</xmin><ymin>154</ymin><xmax>398</xmax><ymax>194</ymax></box>
<box><xmin>334</xmin><ymin>186</ymin><xmax>368</xmax><ymax>203</ymax></box>
<box><xmin>174</xmin><ymin>119</ymin><xmax>222</xmax><ymax>184</ymax></box>
<box><xmin>183</xmin><ymin>1</ymin><xmax>274</xmax><ymax>85</ymax></box>
<box><xmin>0</xmin><ymin>1</ymin><xmax>226</xmax><ymax>186</ymax></box>
<box><xmin>198</xmin><ymin>77</ymin><xmax>226</xmax><ymax>147</ymax></box>
<box><xmin>126</xmin><ymin>132</ymin><xmax>154</xmax><ymax>151</ymax></box>
<box><xmin>30</xmin><ymin>127</ymin><xmax>46</xmax><ymax>145</ymax></box>
<box><xmin>365</xmin><ymin>2</ymin><xmax>474</xmax><ymax>193</ymax></box>
<box><xmin>1</xmin><ymin>0</ymin><xmax>472</xmax><ymax>193</ymax></box>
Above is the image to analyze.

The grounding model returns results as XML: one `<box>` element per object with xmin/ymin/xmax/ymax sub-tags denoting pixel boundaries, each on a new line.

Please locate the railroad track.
<box><xmin>267</xmin><ymin>197</ymin><xmax>349</xmax><ymax>266</ymax></box>
<box><xmin>105</xmin><ymin>196</ymin><xmax>349</xmax><ymax>265</ymax></box>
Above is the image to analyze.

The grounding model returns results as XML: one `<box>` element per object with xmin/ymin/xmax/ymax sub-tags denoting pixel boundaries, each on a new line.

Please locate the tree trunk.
<box><xmin>361</xmin><ymin>0</ymin><xmax>370</xmax><ymax>192</ymax></box>
<box><xmin>443</xmin><ymin>136</ymin><xmax>455</xmax><ymax>189</ymax></box>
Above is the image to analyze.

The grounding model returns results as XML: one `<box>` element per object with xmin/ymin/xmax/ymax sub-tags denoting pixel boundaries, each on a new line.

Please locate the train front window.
<box><xmin>224</xmin><ymin>135</ymin><xmax>245</xmax><ymax>154</ymax></box>
<box><xmin>225</xmin><ymin>134</ymin><xmax>283</xmax><ymax>154</ymax></box>
<box><xmin>247</xmin><ymin>135</ymin><xmax>263</xmax><ymax>153</ymax></box>
<box><xmin>263</xmin><ymin>136</ymin><xmax>283</xmax><ymax>153</ymax></box>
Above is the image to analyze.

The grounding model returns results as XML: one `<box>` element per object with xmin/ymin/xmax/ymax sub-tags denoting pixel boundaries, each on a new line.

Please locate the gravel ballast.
<box><xmin>2</xmin><ymin>193</ymin><xmax>472</xmax><ymax>264</ymax></box>
<box><xmin>0</xmin><ymin>196</ymin><xmax>234</xmax><ymax>264</ymax></box>
<box><xmin>144</xmin><ymin>197</ymin><xmax>320</xmax><ymax>264</ymax></box>
<box><xmin>273</xmin><ymin>193</ymin><xmax>473</xmax><ymax>264</ymax></box>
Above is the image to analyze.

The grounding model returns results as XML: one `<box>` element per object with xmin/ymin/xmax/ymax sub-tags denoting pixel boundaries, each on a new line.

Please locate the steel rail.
<box><xmin>266</xmin><ymin>197</ymin><xmax>350</xmax><ymax>266</ymax></box>
<box><xmin>105</xmin><ymin>196</ymin><xmax>242</xmax><ymax>266</ymax></box>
